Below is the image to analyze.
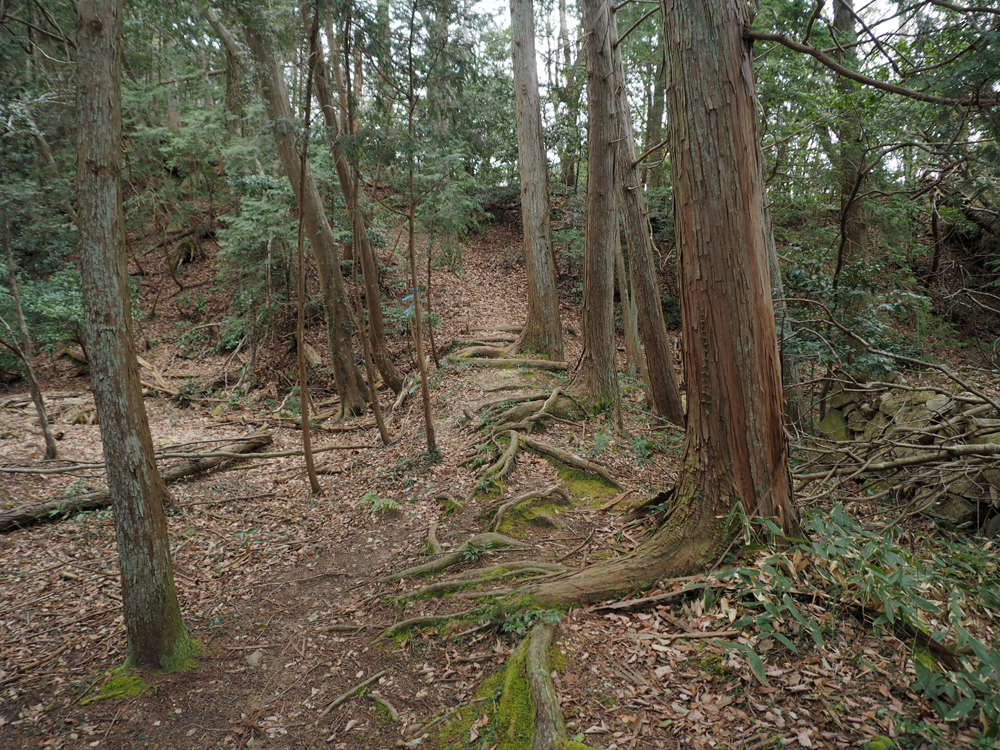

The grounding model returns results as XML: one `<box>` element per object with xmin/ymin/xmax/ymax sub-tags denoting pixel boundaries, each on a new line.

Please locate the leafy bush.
<box><xmin>716</xmin><ymin>506</ymin><xmax>1000</xmax><ymax>738</ymax></box>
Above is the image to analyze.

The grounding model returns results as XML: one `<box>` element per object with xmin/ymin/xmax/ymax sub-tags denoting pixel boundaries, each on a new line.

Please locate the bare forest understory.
<box><xmin>2</xmin><ymin>214</ymin><xmax>999</xmax><ymax>750</ymax></box>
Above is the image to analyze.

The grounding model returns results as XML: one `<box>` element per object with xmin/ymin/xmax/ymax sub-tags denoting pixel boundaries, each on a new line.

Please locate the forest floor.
<box><xmin>0</xmin><ymin>208</ymin><xmax>995</xmax><ymax>750</ymax></box>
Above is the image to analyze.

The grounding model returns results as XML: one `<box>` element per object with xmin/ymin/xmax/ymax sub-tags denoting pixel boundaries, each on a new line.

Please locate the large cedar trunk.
<box><xmin>610</xmin><ymin>9</ymin><xmax>685</xmax><ymax>426</ymax></box>
<box><xmin>510</xmin><ymin>0</ymin><xmax>564</xmax><ymax>361</ymax></box>
<box><xmin>537</xmin><ymin>0</ymin><xmax>797</xmax><ymax>604</ymax></box>
<box><xmin>76</xmin><ymin>0</ymin><xmax>190</xmax><ymax>667</ymax></box>
<box><xmin>242</xmin><ymin>25</ymin><xmax>369</xmax><ymax>417</ymax></box>
<box><xmin>569</xmin><ymin>0</ymin><xmax>620</xmax><ymax>412</ymax></box>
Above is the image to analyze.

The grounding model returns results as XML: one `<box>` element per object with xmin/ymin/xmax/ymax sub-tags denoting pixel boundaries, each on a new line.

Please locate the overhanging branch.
<box><xmin>745</xmin><ymin>30</ymin><xmax>997</xmax><ymax>107</ymax></box>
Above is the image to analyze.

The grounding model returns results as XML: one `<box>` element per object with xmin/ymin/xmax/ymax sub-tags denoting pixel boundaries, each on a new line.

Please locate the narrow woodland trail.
<box><xmin>0</xmin><ymin>216</ymin><xmax>945</xmax><ymax>750</ymax></box>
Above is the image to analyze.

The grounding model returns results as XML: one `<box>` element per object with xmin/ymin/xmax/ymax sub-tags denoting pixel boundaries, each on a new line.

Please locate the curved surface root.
<box><xmin>521</xmin><ymin>435</ymin><xmax>620</xmax><ymax>489</ymax></box>
<box><xmin>491</xmin><ymin>484</ymin><xmax>571</xmax><ymax>532</ymax></box>
<box><xmin>379</xmin><ymin>606</ymin><xmax>486</xmax><ymax>640</ymax></box>
<box><xmin>383</xmin><ymin>532</ymin><xmax>528</xmax><ymax>582</ymax></box>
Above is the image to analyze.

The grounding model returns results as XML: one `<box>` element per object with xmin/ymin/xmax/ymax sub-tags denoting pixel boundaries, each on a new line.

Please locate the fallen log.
<box><xmin>0</xmin><ymin>431</ymin><xmax>273</xmax><ymax>533</ymax></box>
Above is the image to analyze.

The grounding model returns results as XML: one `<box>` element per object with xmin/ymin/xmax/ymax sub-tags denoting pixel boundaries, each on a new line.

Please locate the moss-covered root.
<box><xmin>426</xmin><ymin>522</ymin><xmax>443</xmax><ymax>555</ymax></box>
<box><xmin>494</xmin><ymin>393</ymin><xmax>585</xmax><ymax>432</ymax></box>
<box><xmin>395</xmin><ymin>562</ymin><xmax>570</xmax><ymax>602</ymax></box>
<box><xmin>378</xmin><ymin>606</ymin><xmax>486</xmax><ymax>639</ymax></box>
<box><xmin>526</xmin><ymin>622</ymin><xmax>566</xmax><ymax>750</ymax></box>
<box><xmin>521</xmin><ymin>436</ymin><xmax>620</xmax><ymax>489</ymax></box>
<box><xmin>492</xmin><ymin>485</ymin><xmax>571</xmax><ymax>533</ymax></box>
<box><xmin>383</xmin><ymin>532</ymin><xmax>529</xmax><ymax>582</ymax></box>
<box><xmin>495</xmin><ymin>624</ymin><xmax>597</xmax><ymax>750</ymax></box>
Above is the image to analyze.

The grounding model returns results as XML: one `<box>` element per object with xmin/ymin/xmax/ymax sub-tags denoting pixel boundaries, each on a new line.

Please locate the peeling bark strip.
<box><xmin>0</xmin><ymin>433</ymin><xmax>273</xmax><ymax>533</ymax></box>
<box><xmin>75</xmin><ymin>0</ymin><xmax>190</xmax><ymax>668</ymax></box>
<box><xmin>510</xmin><ymin>0</ymin><xmax>564</xmax><ymax>361</ymax></box>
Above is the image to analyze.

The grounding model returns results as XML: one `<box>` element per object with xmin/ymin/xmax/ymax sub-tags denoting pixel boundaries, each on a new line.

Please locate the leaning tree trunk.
<box><xmin>76</xmin><ymin>0</ymin><xmax>191</xmax><ymax>667</ymax></box>
<box><xmin>537</xmin><ymin>0</ymin><xmax>797</xmax><ymax>604</ymax></box>
<box><xmin>242</xmin><ymin>24</ymin><xmax>368</xmax><ymax>416</ymax></box>
<box><xmin>510</xmin><ymin>0</ymin><xmax>564</xmax><ymax>361</ymax></box>
<box><xmin>569</xmin><ymin>0</ymin><xmax>620</xmax><ymax>413</ymax></box>
<box><xmin>311</xmin><ymin>41</ymin><xmax>404</xmax><ymax>394</ymax></box>
<box><xmin>610</xmin><ymin>8</ymin><xmax>684</xmax><ymax>425</ymax></box>
<box><xmin>3</xmin><ymin>211</ymin><xmax>57</xmax><ymax>459</ymax></box>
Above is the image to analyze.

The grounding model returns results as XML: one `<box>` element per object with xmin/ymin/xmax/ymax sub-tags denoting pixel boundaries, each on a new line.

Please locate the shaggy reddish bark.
<box><xmin>537</xmin><ymin>0</ymin><xmax>798</xmax><ymax>604</ymax></box>
<box><xmin>510</xmin><ymin>0</ymin><xmax>564</xmax><ymax>361</ymax></box>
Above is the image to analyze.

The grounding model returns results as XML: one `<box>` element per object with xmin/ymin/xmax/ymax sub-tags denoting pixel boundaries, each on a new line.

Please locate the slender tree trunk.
<box><xmin>613</xmin><ymin>231</ymin><xmax>643</xmax><ymax>381</ymax></box>
<box><xmin>643</xmin><ymin>46</ymin><xmax>666</xmax><ymax>189</ymax></box>
<box><xmin>76</xmin><ymin>0</ymin><xmax>190</xmax><ymax>666</ymax></box>
<box><xmin>764</xmin><ymin>204</ymin><xmax>803</xmax><ymax>427</ymax></box>
<box><xmin>537</xmin><ymin>0</ymin><xmax>797</xmax><ymax>604</ymax></box>
<box><xmin>833</xmin><ymin>0</ymin><xmax>867</xmax><ymax>275</ymax></box>
<box><xmin>509</xmin><ymin>0</ymin><xmax>564</xmax><ymax>361</ymax></box>
<box><xmin>557</xmin><ymin>0</ymin><xmax>580</xmax><ymax>187</ymax></box>
<box><xmin>311</xmin><ymin>32</ymin><xmax>404</xmax><ymax>393</ymax></box>
<box><xmin>930</xmin><ymin>192</ymin><xmax>944</xmax><ymax>277</ymax></box>
<box><xmin>610</xmin><ymin>9</ymin><xmax>684</xmax><ymax>425</ymax></box>
<box><xmin>241</xmin><ymin>24</ymin><xmax>369</xmax><ymax>417</ymax></box>
<box><xmin>296</xmin><ymin>11</ymin><xmax>321</xmax><ymax>495</ymax></box>
<box><xmin>568</xmin><ymin>0</ymin><xmax>620</xmax><ymax>413</ymax></box>
<box><xmin>406</xmin><ymin>2</ymin><xmax>437</xmax><ymax>456</ymax></box>
<box><xmin>199</xmin><ymin>5</ymin><xmax>244</xmax><ymax>134</ymax></box>
<box><xmin>2</xmin><ymin>212</ymin><xmax>57</xmax><ymax>459</ymax></box>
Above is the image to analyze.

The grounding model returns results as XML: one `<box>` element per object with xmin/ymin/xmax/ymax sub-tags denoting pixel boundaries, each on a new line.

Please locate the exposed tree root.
<box><xmin>479</xmin><ymin>391</ymin><xmax>553</xmax><ymax>411</ymax></box>
<box><xmin>482</xmin><ymin>430</ymin><xmax>519</xmax><ymax>482</ymax></box>
<box><xmin>520</xmin><ymin>436</ymin><xmax>621</xmax><ymax>489</ymax></box>
<box><xmin>492</xmin><ymin>394</ymin><xmax>584</xmax><ymax>432</ymax></box>
<box><xmin>454</xmin><ymin>345</ymin><xmax>508</xmax><ymax>359</ymax></box>
<box><xmin>379</xmin><ymin>607</ymin><xmax>487</xmax><ymax>640</ymax></box>
<box><xmin>383</xmin><ymin>533</ymin><xmax>529</xmax><ymax>581</ymax></box>
<box><xmin>491</xmin><ymin>484</ymin><xmax>570</xmax><ymax>532</ymax></box>
<box><xmin>318</xmin><ymin>668</ymin><xmax>390</xmax><ymax>718</ymax></box>
<box><xmin>456</xmin><ymin>358</ymin><xmax>570</xmax><ymax>370</ymax></box>
<box><xmin>483</xmin><ymin>383</ymin><xmax>536</xmax><ymax>393</ymax></box>
<box><xmin>394</xmin><ymin>565</ymin><xmax>567</xmax><ymax>602</ymax></box>
<box><xmin>526</xmin><ymin>622</ymin><xmax>570</xmax><ymax>750</ymax></box>
<box><xmin>426</xmin><ymin>522</ymin><xmax>442</xmax><ymax>555</ymax></box>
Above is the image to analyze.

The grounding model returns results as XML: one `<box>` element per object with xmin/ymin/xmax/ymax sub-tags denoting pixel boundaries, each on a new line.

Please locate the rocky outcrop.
<box><xmin>817</xmin><ymin>381</ymin><xmax>1000</xmax><ymax>534</ymax></box>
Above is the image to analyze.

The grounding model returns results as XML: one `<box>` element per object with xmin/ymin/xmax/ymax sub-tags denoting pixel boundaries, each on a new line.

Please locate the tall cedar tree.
<box><xmin>536</xmin><ymin>0</ymin><xmax>798</xmax><ymax>603</ymax></box>
<box><xmin>510</xmin><ymin>0</ymin><xmax>564</xmax><ymax>361</ymax></box>
<box><xmin>76</xmin><ymin>0</ymin><xmax>191</xmax><ymax>666</ymax></box>
<box><xmin>568</xmin><ymin>0</ymin><xmax>620</xmax><ymax>412</ymax></box>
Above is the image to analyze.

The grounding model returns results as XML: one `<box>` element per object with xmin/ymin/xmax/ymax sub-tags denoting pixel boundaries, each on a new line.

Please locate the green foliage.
<box><xmin>587</xmin><ymin>431</ymin><xmax>613</xmax><ymax>457</ymax></box>
<box><xmin>357</xmin><ymin>492</ymin><xmax>401</xmax><ymax>515</ymax></box>
<box><xmin>631</xmin><ymin>434</ymin><xmax>657</xmax><ymax>465</ymax></box>
<box><xmin>717</xmin><ymin>506</ymin><xmax>1000</xmax><ymax>739</ymax></box>
<box><xmin>482</xmin><ymin>601</ymin><xmax>561</xmax><ymax>638</ymax></box>
<box><xmin>463</xmin><ymin>541</ymin><xmax>495</xmax><ymax>563</ymax></box>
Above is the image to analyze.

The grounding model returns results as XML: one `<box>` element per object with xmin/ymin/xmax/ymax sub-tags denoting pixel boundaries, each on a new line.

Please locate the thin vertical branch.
<box><xmin>296</xmin><ymin>3</ymin><xmax>322</xmax><ymax>495</ymax></box>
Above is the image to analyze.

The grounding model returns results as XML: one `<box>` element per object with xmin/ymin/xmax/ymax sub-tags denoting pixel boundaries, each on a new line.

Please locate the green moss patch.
<box><xmin>160</xmin><ymin>634</ymin><xmax>202</xmax><ymax>673</ymax></box>
<box><xmin>496</xmin><ymin>498</ymin><xmax>570</xmax><ymax>538</ymax></box>
<box><xmin>432</xmin><ymin>641</ymin><xmax>533</xmax><ymax>750</ymax></box>
<box><xmin>81</xmin><ymin>673</ymin><xmax>153</xmax><ymax>706</ymax></box>
<box><xmin>547</xmin><ymin>459</ymin><xmax>618</xmax><ymax>506</ymax></box>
